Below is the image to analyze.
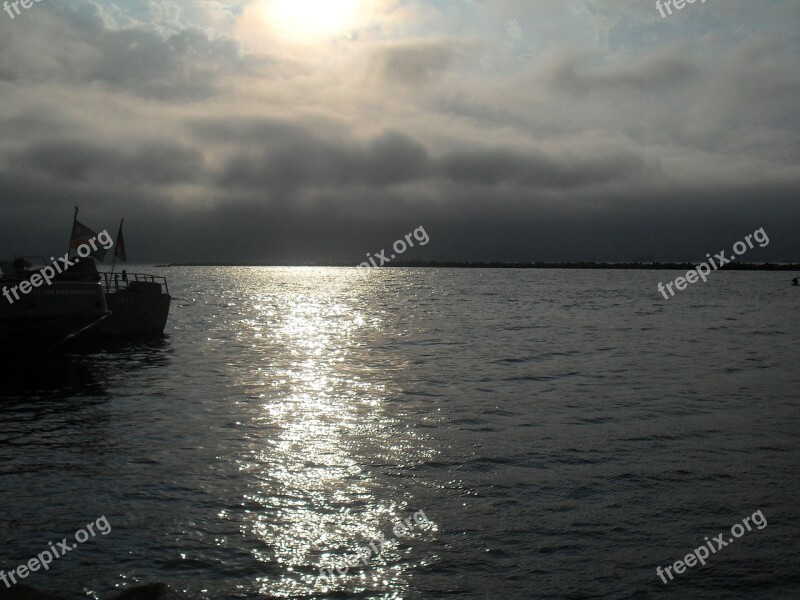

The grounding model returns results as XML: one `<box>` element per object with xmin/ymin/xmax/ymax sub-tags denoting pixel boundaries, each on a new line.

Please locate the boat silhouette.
<box><xmin>60</xmin><ymin>211</ymin><xmax>172</xmax><ymax>338</ymax></box>
<box><xmin>0</xmin><ymin>258</ymin><xmax>110</xmax><ymax>353</ymax></box>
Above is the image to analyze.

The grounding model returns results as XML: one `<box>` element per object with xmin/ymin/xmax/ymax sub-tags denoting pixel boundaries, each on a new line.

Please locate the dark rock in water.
<box><xmin>0</xmin><ymin>584</ymin><xmax>185</xmax><ymax>600</ymax></box>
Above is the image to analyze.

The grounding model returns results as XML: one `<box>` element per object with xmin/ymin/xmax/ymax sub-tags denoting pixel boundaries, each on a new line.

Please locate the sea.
<box><xmin>1</xmin><ymin>267</ymin><xmax>798</xmax><ymax>599</ymax></box>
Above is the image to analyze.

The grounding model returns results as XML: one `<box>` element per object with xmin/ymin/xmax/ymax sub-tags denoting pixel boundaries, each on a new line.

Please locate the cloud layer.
<box><xmin>0</xmin><ymin>0</ymin><xmax>798</xmax><ymax>263</ymax></box>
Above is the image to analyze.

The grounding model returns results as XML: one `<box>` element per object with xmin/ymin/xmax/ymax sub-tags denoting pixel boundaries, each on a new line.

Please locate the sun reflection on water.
<box><xmin>227</xmin><ymin>268</ymin><xmax>434</xmax><ymax>597</ymax></box>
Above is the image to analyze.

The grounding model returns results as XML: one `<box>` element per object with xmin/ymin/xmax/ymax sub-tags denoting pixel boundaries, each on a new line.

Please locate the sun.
<box><xmin>262</xmin><ymin>0</ymin><xmax>363</xmax><ymax>41</ymax></box>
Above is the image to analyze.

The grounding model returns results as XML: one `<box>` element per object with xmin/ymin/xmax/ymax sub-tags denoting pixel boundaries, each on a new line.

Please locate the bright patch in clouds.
<box><xmin>261</xmin><ymin>0</ymin><xmax>363</xmax><ymax>41</ymax></box>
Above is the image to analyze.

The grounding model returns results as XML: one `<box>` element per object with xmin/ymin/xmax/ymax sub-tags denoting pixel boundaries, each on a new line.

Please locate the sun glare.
<box><xmin>262</xmin><ymin>0</ymin><xmax>363</xmax><ymax>41</ymax></box>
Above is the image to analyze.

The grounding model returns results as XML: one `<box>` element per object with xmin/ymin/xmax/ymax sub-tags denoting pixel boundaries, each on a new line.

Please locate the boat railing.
<box><xmin>100</xmin><ymin>272</ymin><xmax>170</xmax><ymax>296</ymax></box>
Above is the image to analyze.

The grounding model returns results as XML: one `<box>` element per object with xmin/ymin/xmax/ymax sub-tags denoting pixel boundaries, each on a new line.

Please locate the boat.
<box><xmin>793</xmin><ymin>277</ymin><xmax>799</xmax><ymax>286</ymax></box>
<box><xmin>54</xmin><ymin>254</ymin><xmax>171</xmax><ymax>338</ymax></box>
<box><xmin>59</xmin><ymin>211</ymin><xmax>172</xmax><ymax>338</ymax></box>
<box><xmin>91</xmin><ymin>270</ymin><xmax>171</xmax><ymax>337</ymax></box>
<box><xmin>0</xmin><ymin>258</ymin><xmax>110</xmax><ymax>352</ymax></box>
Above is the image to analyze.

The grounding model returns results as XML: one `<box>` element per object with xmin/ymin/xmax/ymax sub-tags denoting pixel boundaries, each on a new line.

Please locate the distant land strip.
<box><xmin>159</xmin><ymin>261</ymin><xmax>800</xmax><ymax>271</ymax></box>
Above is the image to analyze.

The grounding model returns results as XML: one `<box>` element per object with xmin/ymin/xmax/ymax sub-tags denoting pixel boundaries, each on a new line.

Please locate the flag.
<box><xmin>70</xmin><ymin>218</ymin><xmax>109</xmax><ymax>261</ymax></box>
<box><xmin>69</xmin><ymin>219</ymin><xmax>97</xmax><ymax>250</ymax></box>
<box><xmin>115</xmin><ymin>220</ymin><xmax>127</xmax><ymax>263</ymax></box>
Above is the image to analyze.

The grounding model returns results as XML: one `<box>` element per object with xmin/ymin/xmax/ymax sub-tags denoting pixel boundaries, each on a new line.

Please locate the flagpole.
<box><xmin>111</xmin><ymin>218</ymin><xmax>123</xmax><ymax>275</ymax></box>
<box><xmin>68</xmin><ymin>206</ymin><xmax>78</xmax><ymax>257</ymax></box>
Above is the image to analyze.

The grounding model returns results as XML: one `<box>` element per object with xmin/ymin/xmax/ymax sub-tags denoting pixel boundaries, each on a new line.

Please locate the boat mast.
<box><xmin>68</xmin><ymin>206</ymin><xmax>78</xmax><ymax>257</ymax></box>
<box><xmin>110</xmin><ymin>218</ymin><xmax>123</xmax><ymax>275</ymax></box>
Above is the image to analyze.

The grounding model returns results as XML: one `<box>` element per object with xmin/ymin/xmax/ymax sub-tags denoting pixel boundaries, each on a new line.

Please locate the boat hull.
<box><xmin>0</xmin><ymin>282</ymin><xmax>110</xmax><ymax>351</ymax></box>
<box><xmin>85</xmin><ymin>284</ymin><xmax>171</xmax><ymax>337</ymax></box>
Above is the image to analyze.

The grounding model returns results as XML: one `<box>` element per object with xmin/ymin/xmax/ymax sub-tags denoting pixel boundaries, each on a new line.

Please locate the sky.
<box><xmin>0</xmin><ymin>0</ymin><xmax>798</xmax><ymax>264</ymax></box>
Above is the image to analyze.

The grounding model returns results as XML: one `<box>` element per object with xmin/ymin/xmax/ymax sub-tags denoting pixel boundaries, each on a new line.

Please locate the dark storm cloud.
<box><xmin>212</xmin><ymin>128</ymin><xmax>430</xmax><ymax>192</ymax></box>
<box><xmin>3</xmin><ymin>172</ymin><xmax>795</xmax><ymax>265</ymax></box>
<box><xmin>439</xmin><ymin>148</ymin><xmax>647</xmax><ymax>189</ymax></box>
<box><xmin>11</xmin><ymin>140</ymin><xmax>205</xmax><ymax>185</ymax></box>
<box><xmin>0</xmin><ymin>131</ymin><xmax>797</xmax><ymax>264</ymax></box>
<box><xmin>196</xmin><ymin>117</ymin><xmax>645</xmax><ymax>193</ymax></box>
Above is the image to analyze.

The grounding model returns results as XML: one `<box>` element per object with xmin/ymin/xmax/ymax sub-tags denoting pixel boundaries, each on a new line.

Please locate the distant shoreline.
<box><xmin>158</xmin><ymin>261</ymin><xmax>800</xmax><ymax>271</ymax></box>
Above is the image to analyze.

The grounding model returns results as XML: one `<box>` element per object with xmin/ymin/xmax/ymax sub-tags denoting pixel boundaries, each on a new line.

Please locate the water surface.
<box><xmin>1</xmin><ymin>268</ymin><xmax>798</xmax><ymax>599</ymax></box>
